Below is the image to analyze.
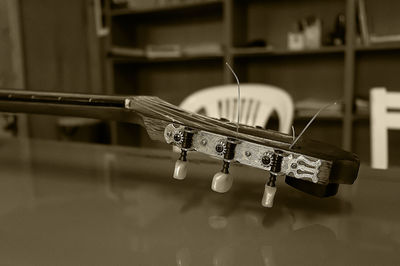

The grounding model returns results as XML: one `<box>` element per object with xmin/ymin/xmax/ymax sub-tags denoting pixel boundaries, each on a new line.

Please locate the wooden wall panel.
<box><xmin>19</xmin><ymin>0</ymin><xmax>103</xmax><ymax>139</ymax></box>
<box><xmin>0</xmin><ymin>0</ymin><xmax>27</xmax><ymax>138</ymax></box>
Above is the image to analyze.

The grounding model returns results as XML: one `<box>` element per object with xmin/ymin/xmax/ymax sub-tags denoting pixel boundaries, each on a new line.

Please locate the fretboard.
<box><xmin>0</xmin><ymin>89</ymin><xmax>143</xmax><ymax>124</ymax></box>
<box><xmin>0</xmin><ymin>89</ymin><xmax>127</xmax><ymax>107</ymax></box>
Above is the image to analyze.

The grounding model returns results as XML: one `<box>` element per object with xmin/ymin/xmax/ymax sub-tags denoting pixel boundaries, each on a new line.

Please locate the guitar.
<box><xmin>0</xmin><ymin>89</ymin><xmax>359</xmax><ymax>207</ymax></box>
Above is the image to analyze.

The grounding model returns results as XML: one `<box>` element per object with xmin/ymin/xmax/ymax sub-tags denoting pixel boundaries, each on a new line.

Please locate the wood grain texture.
<box><xmin>0</xmin><ymin>0</ymin><xmax>24</xmax><ymax>89</ymax></box>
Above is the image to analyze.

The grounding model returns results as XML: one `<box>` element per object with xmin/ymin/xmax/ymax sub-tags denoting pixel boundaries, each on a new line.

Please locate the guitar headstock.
<box><xmin>0</xmin><ymin>89</ymin><xmax>359</xmax><ymax>208</ymax></box>
<box><xmin>126</xmin><ymin>97</ymin><xmax>360</xmax><ymax>208</ymax></box>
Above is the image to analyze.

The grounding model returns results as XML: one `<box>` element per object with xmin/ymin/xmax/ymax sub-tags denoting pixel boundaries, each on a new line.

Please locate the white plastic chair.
<box><xmin>176</xmin><ymin>84</ymin><xmax>294</xmax><ymax>207</ymax></box>
<box><xmin>370</xmin><ymin>87</ymin><xmax>400</xmax><ymax>169</ymax></box>
<box><xmin>179</xmin><ymin>84</ymin><xmax>294</xmax><ymax>133</ymax></box>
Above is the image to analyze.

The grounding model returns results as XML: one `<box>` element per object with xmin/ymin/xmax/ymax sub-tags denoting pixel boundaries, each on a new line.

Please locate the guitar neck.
<box><xmin>0</xmin><ymin>89</ymin><xmax>358</xmax><ymax>170</ymax></box>
<box><xmin>0</xmin><ymin>89</ymin><xmax>290</xmax><ymax>141</ymax></box>
<box><xmin>0</xmin><ymin>89</ymin><xmax>143</xmax><ymax>125</ymax></box>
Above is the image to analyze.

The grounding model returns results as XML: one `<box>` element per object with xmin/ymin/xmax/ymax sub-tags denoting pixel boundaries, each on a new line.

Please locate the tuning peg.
<box><xmin>211</xmin><ymin>161</ymin><xmax>233</xmax><ymax>193</ymax></box>
<box><xmin>211</xmin><ymin>138</ymin><xmax>238</xmax><ymax>193</ymax></box>
<box><xmin>174</xmin><ymin>153</ymin><xmax>188</xmax><ymax>180</ymax></box>
<box><xmin>261</xmin><ymin>151</ymin><xmax>283</xmax><ymax>208</ymax></box>
<box><xmin>262</xmin><ymin>176</ymin><xmax>277</xmax><ymax>208</ymax></box>
<box><xmin>173</xmin><ymin>128</ymin><xmax>194</xmax><ymax>180</ymax></box>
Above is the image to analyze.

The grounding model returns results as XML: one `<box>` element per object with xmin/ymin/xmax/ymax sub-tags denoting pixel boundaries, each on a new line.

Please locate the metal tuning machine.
<box><xmin>164</xmin><ymin>123</ymin><xmax>330</xmax><ymax>208</ymax></box>
<box><xmin>172</xmin><ymin>127</ymin><xmax>194</xmax><ymax>180</ymax></box>
<box><xmin>261</xmin><ymin>150</ymin><xmax>283</xmax><ymax>208</ymax></box>
<box><xmin>211</xmin><ymin>138</ymin><xmax>239</xmax><ymax>193</ymax></box>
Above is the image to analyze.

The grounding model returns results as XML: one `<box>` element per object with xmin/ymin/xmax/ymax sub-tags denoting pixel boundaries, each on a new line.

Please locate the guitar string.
<box><xmin>291</xmin><ymin>125</ymin><xmax>296</xmax><ymax>141</ymax></box>
<box><xmin>131</xmin><ymin>97</ymin><xmax>178</xmax><ymax>123</ymax></box>
<box><xmin>138</xmin><ymin>96</ymin><xmax>240</xmax><ymax>131</ymax></box>
<box><xmin>129</xmin><ymin>97</ymin><xmax>332</xmax><ymax>165</ymax></box>
<box><xmin>289</xmin><ymin>101</ymin><xmax>337</xmax><ymax>149</ymax></box>
<box><xmin>225</xmin><ymin>62</ymin><xmax>241</xmax><ymax>138</ymax></box>
<box><xmin>131</xmin><ymin>97</ymin><xmax>291</xmax><ymax>148</ymax></box>
<box><xmin>134</xmin><ymin>97</ymin><xmax>234</xmax><ymax>130</ymax></box>
<box><xmin>137</xmin><ymin>99</ymin><xmax>246</xmax><ymax>140</ymax></box>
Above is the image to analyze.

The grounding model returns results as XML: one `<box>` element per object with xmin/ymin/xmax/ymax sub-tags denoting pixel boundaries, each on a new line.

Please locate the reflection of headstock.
<box><xmin>0</xmin><ymin>90</ymin><xmax>359</xmax><ymax>208</ymax></box>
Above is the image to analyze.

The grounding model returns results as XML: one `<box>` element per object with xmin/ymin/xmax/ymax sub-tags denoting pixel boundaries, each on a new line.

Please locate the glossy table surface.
<box><xmin>0</xmin><ymin>138</ymin><xmax>399</xmax><ymax>266</ymax></box>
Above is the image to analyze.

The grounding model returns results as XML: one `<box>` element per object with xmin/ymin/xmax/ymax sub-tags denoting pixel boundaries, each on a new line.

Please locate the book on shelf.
<box><xmin>125</xmin><ymin>0</ymin><xmax>158</xmax><ymax>10</ymax></box>
<box><xmin>111</xmin><ymin>46</ymin><xmax>145</xmax><ymax>57</ymax></box>
<box><xmin>355</xmin><ymin>98</ymin><xmax>369</xmax><ymax>117</ymax></box>
<box><xmin>146</xmin><ymin>44</ymin><xmax>182</xmax><ymax>58</ymax></box>
<box><xmin>295</xmin><ymin>98</ymin><xmax>343</xmax><ymax>118</ymax></box>
<box><xmin>182</xmin><ymin>43</ymin><xmax>223</xmax><ymax>56</ymax></box>
<box><xmin>357</xmin><ymin>0</ymin><xmax>370</xmax><ymax>46</ymax></box>
<box><xmin>370</xmin><ymin>34</ymin><xmax>400</xmax><ymax>44</ymax></box>
<box><xmin>124</xmin><ymin>0</ymin><xmax>217</xmax><ymax>10</ymax></box>
<box><xmin>111</xmin><ymin>43</ymin><xmax>223</xmax><ymax>59</ymax></box>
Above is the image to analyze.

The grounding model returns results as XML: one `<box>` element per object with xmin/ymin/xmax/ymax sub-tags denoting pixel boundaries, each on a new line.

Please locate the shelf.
<box><xmin>109</xmin><ymin>54</ymin><xmax>224</xmax><ymax>64</ymax></box>
<box><xmin>110</xmin><ymin>0</ymin><xmax>222</xmax><ymax>16</ymax></box>
<box><xmin>231</xmin><ymin>46</ymin><xmax>345</xmax><ymax>58</ymax></box>
<box><xmin>356</xmin><ymin>42</ymin><xmax>400</xmax><ymax>52</ymax></box>
<box><xmin>109</xmin><ymin>45</ymin><xmax>224</xmax><ymax>64</ymax></box>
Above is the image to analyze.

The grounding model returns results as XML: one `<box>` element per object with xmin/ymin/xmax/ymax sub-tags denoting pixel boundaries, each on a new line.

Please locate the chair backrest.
<box><xmin>179</xmin><ymin>84</ymin><xmax>294</xmax><ymax>134</ymax></box>
<box><xmin>370</xmin><ymin>87</ymin><xmax>400</xmax><ymax>169</ymax></box>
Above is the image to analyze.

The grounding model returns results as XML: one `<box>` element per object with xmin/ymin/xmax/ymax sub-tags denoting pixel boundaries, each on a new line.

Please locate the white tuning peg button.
<box><xmin>173</xmin><ymin>159</ymin><xmax>188</xmax><ymax>180</ymax></box>
<box><xmin>211</xmin><ymin>172</ymin><xmax>233</xmax><ymax>193</ymax></box>
<box><xmin>261</xmin><ymin>185</ymin><xmax>277</xmax><ymax>208</ymax></box>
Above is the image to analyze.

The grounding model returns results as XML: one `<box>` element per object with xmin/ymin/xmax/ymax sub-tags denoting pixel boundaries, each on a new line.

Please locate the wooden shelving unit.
<box><xmin>109</xmin><ymin>47</ymin><xmax>224</xmax><ymax>63</ymax></box>
<box><xmin>356</xmin><ymin>42</ymin><xmax>400</xmax><ymax>52</ymax></box>
<box><xmin>231</xmin><ymin>46</ymin><xmax>345</xmax><ymax>57</ymax></box>
<box><xmin>110</xmin><ymin>0</ymin><xmax>223</xmax><ymax>16</ymax></box>
<box><xmin>103</xmin><ymin>0</ymin><xmax>400</xmax><ymax>163</ymax></box>
<box><xmin>111</xmin><ymin>55</ymin><xmax>224</xmax><ymax>64</ymax></box>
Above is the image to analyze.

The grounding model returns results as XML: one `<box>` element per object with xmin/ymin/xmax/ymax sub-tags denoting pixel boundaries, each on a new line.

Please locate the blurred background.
<box><xmin>1</xmin><ymin>0</ymin><xmax>400</xmax><ymax>166</ymax></box>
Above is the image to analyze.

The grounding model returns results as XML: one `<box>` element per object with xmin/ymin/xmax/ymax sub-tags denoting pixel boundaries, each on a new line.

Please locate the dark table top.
<box><xmin>0</xmin><ymin>138</ymin><xmax>399</xmax><ymax>266</ymax></box>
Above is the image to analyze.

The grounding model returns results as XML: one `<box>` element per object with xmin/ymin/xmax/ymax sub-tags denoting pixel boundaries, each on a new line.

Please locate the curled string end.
<box><xmin>291</xmin><ymin>125</ymin><xmax>296</xmax><ymax>141</ymax></box>
<box><xmin>225</xmin><ymin>62</ymin><xmax>241</xmax><ymax>137</ymax></box>
<box><xmin>289</xmin><ymin>101</ymin><xmax>338</xmax><ymax>149</ymax></box>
